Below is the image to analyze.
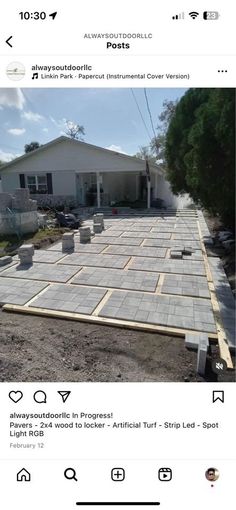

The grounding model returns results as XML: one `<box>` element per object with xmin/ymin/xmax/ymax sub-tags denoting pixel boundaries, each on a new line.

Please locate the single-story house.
<box><xmin>0</xmin><ymin>136</ymin><xmax>177</xmax><ymax>208</ymax></box>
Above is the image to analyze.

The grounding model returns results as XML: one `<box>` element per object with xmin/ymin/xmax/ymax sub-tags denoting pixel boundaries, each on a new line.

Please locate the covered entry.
<box><xmin>76</xmin><ymin>170</ymin><xmax>154</xmax><ymax>207</ymax></box>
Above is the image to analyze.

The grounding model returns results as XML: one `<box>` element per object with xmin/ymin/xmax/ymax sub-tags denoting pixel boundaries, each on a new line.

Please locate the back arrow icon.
<box><xmin>6</xmin><ymin>36</ymin><xmax>13</xmax><ymax>48</ymax></box>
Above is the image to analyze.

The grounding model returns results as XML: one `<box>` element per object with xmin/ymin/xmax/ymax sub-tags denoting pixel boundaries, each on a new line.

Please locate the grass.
<box><xmin>0</xmin><ymin>227</ymin><xmax>67</xmax><ymax>255</ymax></box>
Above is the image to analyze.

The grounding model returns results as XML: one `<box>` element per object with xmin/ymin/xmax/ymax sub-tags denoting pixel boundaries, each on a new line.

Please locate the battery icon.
<box><xmin>203</xmin><ymin>11</ymin><xmax>220</xmax><ymax>20</ymax></box>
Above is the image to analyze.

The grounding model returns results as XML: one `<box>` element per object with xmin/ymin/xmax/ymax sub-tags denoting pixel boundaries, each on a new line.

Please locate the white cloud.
<box><xmin>0</xmin><ymin>149</ymin><xmax>22</xmax><ymax>162</ymax></box>
<box><xmin>105</xmin><ymin>144</ymin><xmax>127</xmax><ymax>154</ymax></box>
<box><xmin>50</xmin><ymin>117</ymin><xmax>81</xmax><ymax>137</ymax></box>
<box><xmin>8</xmin><ymin>128</ymin><xmax>26</xmax><ymax>136</ymax></box>
<box><xmin>21</xmin><ymin>111</ymin><xmax>44</xmax><ymax>122</ymax></box>
<box><xmin>0</xmin><ymin>88</ymin><xmax>25</xmax><ymax>110</ymax></box>
<box><xmin>42</xmin><ymin>127</ymin><xmax>49</xmax><ymax>132</ymax></box>
<box><xmin>50</xmin><ymin>116</ymin><xmax>67</xmax><ymax>130</ymax></box>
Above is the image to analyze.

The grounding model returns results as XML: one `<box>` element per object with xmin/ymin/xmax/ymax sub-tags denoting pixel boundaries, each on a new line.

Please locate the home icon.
<box><xmin>17</xmin><ymin>468</ymin><xmax>31</xmax><ymax>482</ymax></box>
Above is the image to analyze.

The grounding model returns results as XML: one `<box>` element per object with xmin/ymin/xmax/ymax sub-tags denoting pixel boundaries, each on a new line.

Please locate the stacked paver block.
<box><xmin>38</xmin><ymin>213</ymin><xmax>47</xmax><ymax>228</ymax></box>
<box><xmin>93</xmin><ymin>223</ymin><xmax>103</xmax><ymax>234</ymax></box>
<box><xmin>93</xmin><ymin>213</ymin><xmax>104</xmax><ymax>232</ymax></box>
<box><xmin>12</xmin><ymin>189</ymin><xmax>37</xmax><ymax>212</ymax></box>
<box><xmin>185</xmin><ymin>333</ymin><xmax>209</xmax><ymax>351</ymax></box>
<box><xmin>0</xmin><ymin>256</ymin><xmax>13</xmax><ymax>266</ymax></box>
<box><xmin>62</xmin><ymin>232</ymin><xmax>75</xmax><ymax>252</ymax></box>
<box><xmin>96</xmin><ymin>213</ymin><xmax>104</xmax><ymax>228</ymax></box>
<box><xmin>79</xmin><ymin>227</ymin><xmax>91</xmax><ymax>243</ymax></box>
<box><xmin>170</xmin><ymin>250</ymin><xmax>182</xmax><ymax>259</ymax></box>
<box><xmin>170</xmin><ymin>246</ymin><xmax>195</xmax><ymax>259</ymax></box>
<box><xmin>197</xmin><ymin>210</ymin><xmax>213</xmax><ymax>246</ymax></box>
<box><xmin>183</xmin><ymin>246</ymin><xmax>194</xmax><ymax>255</ymax></box>
<box><xmin>18</xmin><ymin>244</ymin><xmax>34</xmax><ymax>265</ymax></box>
<box><xmin>197</xmin><ymin>334</ymin><xmax>209</xmax><ymax>375</ymax></box>
<box><xmin>0</xmin><ymin>193</ymin><xmax>12</xmax><ymax>211</ymax></box>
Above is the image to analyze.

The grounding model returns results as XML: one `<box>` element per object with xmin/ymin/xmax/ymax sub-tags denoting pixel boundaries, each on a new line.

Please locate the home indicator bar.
<box><xmin>76</xmin><ymin>503</ymin><xmax>161</xmax><ymax>506</ymax></box>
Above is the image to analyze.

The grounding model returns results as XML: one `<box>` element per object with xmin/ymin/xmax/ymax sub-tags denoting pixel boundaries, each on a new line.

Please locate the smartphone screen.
<box><xmin>0</xmin><ymin>1</ymin><xmax>235</xmax><ymax>509</ymax></box>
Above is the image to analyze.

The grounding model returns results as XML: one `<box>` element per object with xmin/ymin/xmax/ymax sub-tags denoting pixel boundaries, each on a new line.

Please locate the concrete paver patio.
<box><xmin>0</xmin><ymin>209</ymin><xmax>235</xmax><ymax>356</ymax></box>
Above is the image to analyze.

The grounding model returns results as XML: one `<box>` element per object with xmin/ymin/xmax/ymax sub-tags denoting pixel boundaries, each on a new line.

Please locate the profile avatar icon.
<box><xmin>205</xmin><ymin>467</ymin><xmax>220</xmax><ymax>482</ymax></box>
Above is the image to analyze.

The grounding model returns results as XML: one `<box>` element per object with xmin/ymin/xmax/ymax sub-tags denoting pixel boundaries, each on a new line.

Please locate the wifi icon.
<box><xmin>189</xmin><ymin>11</ymin><xmax>199</xmax><ymax>19</ymax></box>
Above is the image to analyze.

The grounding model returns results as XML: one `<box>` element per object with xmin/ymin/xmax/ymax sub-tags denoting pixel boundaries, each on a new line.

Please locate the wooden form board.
<box><xmin>197</xmin><ymin>221</ymin><xmax>233</xmax><ymax>369</ymax></box>
<box><xmin>2</xmin><ymin>303</ymin><xmax>218</xmax><ymax>340</ymax></box>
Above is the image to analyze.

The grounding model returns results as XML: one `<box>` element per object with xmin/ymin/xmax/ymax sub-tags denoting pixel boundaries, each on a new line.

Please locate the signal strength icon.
<box><xmin>189</xmin><ymin>11</ymin><xmax>199</xmax><ymax>19</ymax></box>
<box><xmin>172</xmin><ymin>12</ymin><xmax>185</xmax><ymax>20</ymax></box>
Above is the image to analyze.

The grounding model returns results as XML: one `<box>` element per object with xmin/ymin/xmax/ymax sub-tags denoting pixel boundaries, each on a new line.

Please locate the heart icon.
<box><xmin>9</xmin><ymin>391</ymin><xmax>23</xmax><ymax>403</ymax></box>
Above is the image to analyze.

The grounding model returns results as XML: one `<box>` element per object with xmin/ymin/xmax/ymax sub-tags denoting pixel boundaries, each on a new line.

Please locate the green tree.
<box><xmin>24</xmin><ymin>141</ymin><xmax>41</xmax><ymax>153</ymax></box>
<box><xmin>150</xmin><ymin>99</ymin><xmax>177</xmax><ymax>171</ymax></box>
<box><xmin>165</xmin><ymin>88</ymin><xmax>235</xmax><ymax>226</ymax></box>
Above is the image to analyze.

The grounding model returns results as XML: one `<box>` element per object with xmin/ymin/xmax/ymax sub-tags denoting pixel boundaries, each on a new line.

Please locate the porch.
<box><xmin>75</xmin><ymin>171</ymin><xmax>155</xmax><ymax>208</ymax></box>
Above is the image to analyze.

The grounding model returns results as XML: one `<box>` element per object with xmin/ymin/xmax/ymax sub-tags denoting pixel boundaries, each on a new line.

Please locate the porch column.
<box><xmin>155</xmin><ymin>172</ymin><xmax>158</xmax><ymax>199</ymax></box>
<box><xmin>147</xmin><ymin>180</ymin><xmax>151</xmax><ymax>209</ymax></box>
<box><xmin>96</xmin><ymin>172</ymin><xmax>101</xmax><ymax>208</ymax></box>
<box><xmin>135</xmin><ymin>173</ymin><xmax>140</xmax><ymax>200</ymax></box>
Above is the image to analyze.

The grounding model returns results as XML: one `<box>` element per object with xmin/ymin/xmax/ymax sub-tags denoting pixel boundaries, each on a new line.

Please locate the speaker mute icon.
<box><xmin>172</xmin><ymin>12</ymin><xmax>185</xmax><ymax>20</ymax></box>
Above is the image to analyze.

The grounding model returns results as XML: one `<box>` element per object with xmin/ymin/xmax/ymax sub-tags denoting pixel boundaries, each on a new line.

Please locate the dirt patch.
<box><xmin>0</xmin><ymin>308</ymin><xmax>233</xmax><ymax>382</ymax></box>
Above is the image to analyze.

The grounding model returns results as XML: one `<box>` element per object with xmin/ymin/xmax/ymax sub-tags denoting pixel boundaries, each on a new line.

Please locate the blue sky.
<box><xmin>0</xmin><ymin>88</ymin><xmax>187</xmax><ymax>162</ymax></box>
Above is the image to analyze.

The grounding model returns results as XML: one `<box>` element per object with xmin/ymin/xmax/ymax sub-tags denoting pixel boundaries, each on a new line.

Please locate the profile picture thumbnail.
<box><xmin>205</xmin><ymin>468</ymin><xmax>220</xmax><ymax>482</ymax></box>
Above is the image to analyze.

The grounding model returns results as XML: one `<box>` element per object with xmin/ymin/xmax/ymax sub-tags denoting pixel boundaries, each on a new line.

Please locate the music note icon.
<box><xmin>32</xmin><ymin>72</ymin><xmax>38</xmax><ymax>80</ymax></box>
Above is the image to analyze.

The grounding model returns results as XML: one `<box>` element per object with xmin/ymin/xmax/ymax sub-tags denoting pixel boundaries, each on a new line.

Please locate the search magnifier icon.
<box><xmin>64</xmin><ymin>468</ymin><xmax>78</xmax><ymax>482</ymax></box>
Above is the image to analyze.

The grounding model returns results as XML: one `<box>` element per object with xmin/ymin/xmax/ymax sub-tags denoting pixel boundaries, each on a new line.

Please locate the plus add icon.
<box><xmin>111</xmin><ymin>467</ymin><xmax>125</xmax><ymax>482</ymax></box>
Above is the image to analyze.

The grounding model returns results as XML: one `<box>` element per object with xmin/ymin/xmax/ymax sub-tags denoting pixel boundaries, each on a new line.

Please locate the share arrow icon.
<box><xmin>49</xmin><ymin>12</ymin><xmax>57</xmax><ymax>20</ymax></box>
<box><xmin>58</xmin><ymin>391</ymin><xmax>71</xmax><ymax>403</ymax></box>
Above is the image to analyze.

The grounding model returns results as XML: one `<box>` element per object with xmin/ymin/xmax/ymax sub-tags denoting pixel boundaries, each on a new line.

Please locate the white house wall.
<box><xmin>155</xmin><ymin>173</ymin><xmax>177</xmax><ymax>207</ymax></box>
<box><xmin>0</xmin><ymin>139</ymin><xmax>148</xmax><ymax>177</ymax></box>
<box><xmin>0</xmin><ymin>138</ymin><xmax>170</xmax><ymax>207</ymax></box>
<box><xmin>1</xmin><ymin>173</ymin><xmax>20</xmax><ymax>193</ymax></box>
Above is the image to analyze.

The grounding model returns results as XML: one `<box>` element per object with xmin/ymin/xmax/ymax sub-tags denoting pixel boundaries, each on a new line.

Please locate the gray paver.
<box><xmin>30</xmin><ymin>284</ymin><xmax>106</xmax><ymax>314</ymax></box>
<box><xmin>72</xmin><ymin>267</ymin><xmax>159</xmax><ymax>292</ymax></box>
<box><xmin>104</xmin><ymin>245</ymin><xmax>167</xmax><ymax>258</ymax></box>
<box><xmin>108</xmin><ymin>225</ymin><xmax>152</xmax><ymax>232</ymax></box>
<box><xmin>173</xmin><ymin>233</ymin><xmax>200</xmax><ymax>240</ymax></box>
<box><xmin>14</xmin><ymin>250</ymin><xmax>66</xmax><ymax>264</ymax></box>
<box><xmin>0</xmin><ymin>277</ymin><xmax>48</xmax><ymax>305</ymax></box>
<box><xmin>1</xmin><ymin>262</ymin><xmax>81</xmax><ymax>283</ymax></box>
<box><xmin>162</xmin><ymin>274</ymin><xmax>210</xmax><ymax>298</ymax></box>
<box><xmin>100</xmin><ymin>229</ymin><xmax>124</xmax><ymax>237</ymax></box>
<box><xmin>143</xmin><ymin>239</ymin><xmax>201</xmax><ymax>249</ymax></box>
<box><xmin>129</xmin><ymin>257</ymin><xmax>206</xmax><ymax>276</ymax></box>
<box><xmin>122</xmin><ymin>231</ymin><xmax>171</xmax><ymax>239</ymax></box>
<box><xmin>48</xmin><ymin>242</ymin><xmax>108</xmax><ymax>253</ymax></box>
<box><xmin>0</xmin><ymin>256</ymin><xmax>13</xmax><ymax>266</ymax></box>
<box><xmin>59</xmin><ymin>253</ymin><xmax>130</xmax><ymax>269</ymax></box>
<box><xmin>0</xmin><ymin>260</ymin><xmax>17</xmax><ymax>272</ymax></box>
<box><xmin>99</xmin><ymin>290</ymin><xmax>216</xmax><ymax>332</ymax></box>
<box><xmin>92</xmin><ymin>236</ymin><xmax>143</xmax><ymax>246</ymax></box>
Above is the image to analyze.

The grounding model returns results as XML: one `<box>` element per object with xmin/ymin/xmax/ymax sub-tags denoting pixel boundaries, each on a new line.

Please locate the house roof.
<box><xmin>0</xmin><ymin>136</ymin><xmax>160</xmax><ymax>173</ymax></box>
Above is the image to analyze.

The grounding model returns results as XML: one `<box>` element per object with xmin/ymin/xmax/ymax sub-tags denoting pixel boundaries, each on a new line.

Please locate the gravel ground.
<box><xmin>0</xmin><ymin>308</ymin><xmax>211</xmax><ymax>383</ymax></box>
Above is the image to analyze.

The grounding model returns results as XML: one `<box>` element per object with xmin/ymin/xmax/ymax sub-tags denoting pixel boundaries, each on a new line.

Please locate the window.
<box><xmin>26</xmin><ymin>174</ymin><xmax>48</xmax><ymax>194</ymax></box>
